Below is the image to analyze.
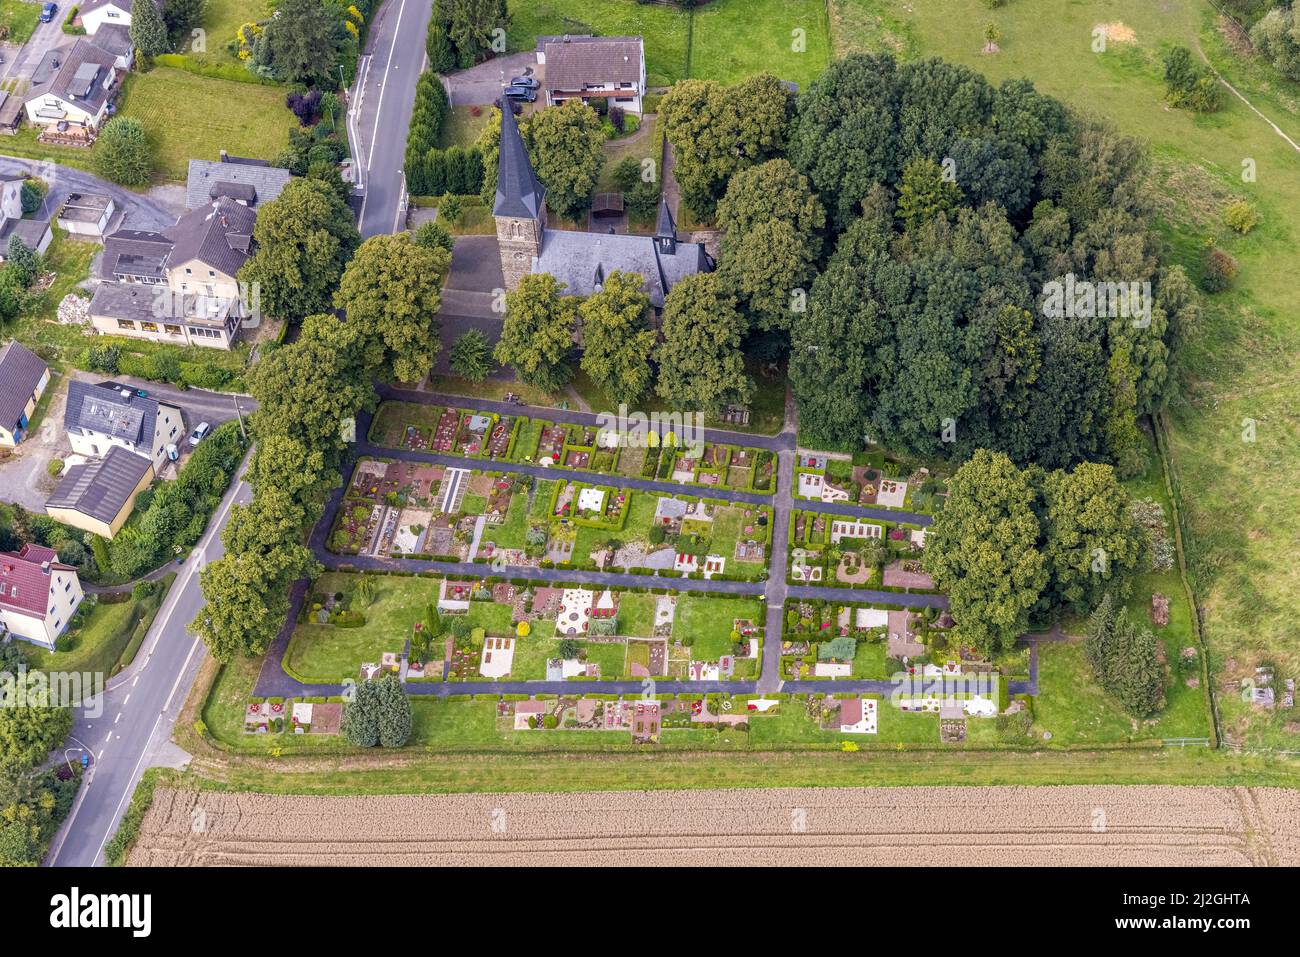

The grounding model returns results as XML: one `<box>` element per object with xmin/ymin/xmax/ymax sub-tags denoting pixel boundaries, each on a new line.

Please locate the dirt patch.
<box><xmin>1097</xmin><ymin>22</ymin><xmax>1136</xmax><ymax>44</ymax></box>
<box><xmin>130</xmin><ymin>785</ymin><xmax>1295</xmax><ymax>866</ymax></box>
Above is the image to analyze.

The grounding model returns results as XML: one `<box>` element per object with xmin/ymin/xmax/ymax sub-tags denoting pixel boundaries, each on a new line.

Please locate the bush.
<box><xmin>95</xmin><ymin>117</ymin><xmax>153</xmax><ymax>187</ymax></box>
<box><xmin>1223</xmin><ymin>200</ymin><xmax>1259</xmax><ymax>235</ymax></box>
<box><xmin>1202</xmin><ymin>247</ymin><xmax>1238</xmax><ymax>292</ymax></box>
<box><xmin>1163</xmin><ymin>46</ymin><xmax>1221</xmax><ymax>113</ymax></box>
<box><xmin>47</xmin><ymin>459</ymin><xmax>64</xmax><ymax>478</ymax></box>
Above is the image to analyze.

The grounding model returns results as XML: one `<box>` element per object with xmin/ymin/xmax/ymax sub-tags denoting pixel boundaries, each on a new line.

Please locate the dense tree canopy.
<box><xmin>522</xmin><ymin>101</ymin><xmax>606</xmax><ymax>221</ymax></box>
<box><xmin>494</xmin><ymin>274</ymin><xmax>577</xmax><ymax>393</ymax></box>
<box><xmin>239</xmin><ymin>179</ymin><xmax>360</xmax><ymax>324</ymax></box>
<box><xmin>335</xmin><ymin>233</ymin><xmax>451</xmax><ymax>384</ymax></box>
<box><xmin>655</xmin><ymin>273</ymin><xmax>752</xmax><ymax>413</ymax></box>
<box><xmin>578</xmin><ymin>271</ymin><xmax>656</xmax><ymax>406</ymax></box>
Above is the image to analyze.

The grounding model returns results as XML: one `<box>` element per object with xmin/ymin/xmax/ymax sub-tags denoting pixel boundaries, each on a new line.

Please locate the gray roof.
<box><xmin>26</xmin><ymin>38</ymin><xmax>117</xmax><ymax>117</ymax></box>
<box><xmin>655</xmin><ymin>197</ymin><xmax>675</xmax><ymax>239</ymax></box>
<box><xmin>533</xmin><ymin>230</ymin><xmax>711</xmax><ymax>309</ymax></box>
<box><xmin>99</xmin><ymin>229</ymin><xmax>171</xmax><ymax>281</ymax></box>
<box><xmin>64</xmin><ymin>380</ymin><xmax>161</xmax><ymax>445</ymax></box>
<box><xmin>57</xmin><ymin>191</ymin><xmax>112</xmax><ymax>224</ymax></box>
<box><xmin>0</xmin><ymin>218</ymin><xmax>51</xmax><ymax>254</ymax></box>
<box><xmin>90</xmin><ymin>23</ymin><xmax>132</xmax><ymax>59</ymax></box>
<box><xmin>0</xmin><ymin>340</ymin><xmax>48</xmax><ymax>429</ymax></box>
<box><xmin>78</xmin><ymin>0</ymin><xmax>155</xmax><ymax>12</ymax></box>
<box><xmin>46</xmin><ymin>445</ymin><xmax>152</xmax><ymax>525</ymax></box>
<box><xmin>493</xmin><ymin>105</ymin><xmax>545</xmax><ymax>219</ymax></box>
<box><xmin>90</xmin><ymin>280</ymin><xmax>231</xmax><ymax>328</ymax></box>
<box><xmin>162</xmin><ymin>197</ymin><xmax>256</xmax><ymax>278</ymax></box>
<box><xmin>185</xmin><ymin>157</ymin><xmax>290</xmax><ymax>210</ymax></box>
<box><xmin>540</xmin><ymin>36</ymin><xmax>643</xmax><ymax>91</ymax></box>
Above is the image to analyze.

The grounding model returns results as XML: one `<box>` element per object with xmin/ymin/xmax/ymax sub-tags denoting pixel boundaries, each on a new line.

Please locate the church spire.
<box><xmin>493</xmin><ymin>104</ymin><xmax>546</xmax><ymax>220</ymax></box>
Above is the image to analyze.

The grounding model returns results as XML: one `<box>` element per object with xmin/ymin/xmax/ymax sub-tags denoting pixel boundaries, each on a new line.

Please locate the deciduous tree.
<box><xmin>655</xmin><ymin>273</ymin><xmax>751</xmax><ymax>413</ymax></box>
<box><xmin>494</xmin><ymin>273</ymin><xmax>576</xmax><ymax>393</ymax></box>
<box><xmin>522</xmin><ymin>101</ymin><xmax>606</xmax><ymax>220</ymax></box>
<box><xmin>578</xmin><ymin>270</ymin><xmax>656</xmax><ymax>406</ymax></box>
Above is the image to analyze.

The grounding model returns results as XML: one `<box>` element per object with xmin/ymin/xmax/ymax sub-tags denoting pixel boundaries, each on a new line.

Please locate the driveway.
<box><xmin>446</xmin><ymin>52</ymin><xmax>538</xmax><ymax>106</ymax></box>
<box><xmin>3</xmin><ymin>14</ymin><xmax>65</xmax><ymax>82</ymax></box>
<box><xmin>0</xmin><ymin>158</ymin><xmax>181</xmax><ymax>232</ymax></box>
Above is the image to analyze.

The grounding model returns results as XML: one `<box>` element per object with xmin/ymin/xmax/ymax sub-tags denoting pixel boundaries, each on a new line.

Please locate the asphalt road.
<box><xmin>0</xmin><ymin>158</ymin><xmax>179</xmax><ymax>232</ymax></box>
<box><xmin>45</xmin><ymin>458</ymin><xmax>252</xmax><ymax>867</ymax></box>
<box><xmin>353</xmin><ymin>0</ymin><xmax>434</xmax><ymax>238</ymax></box>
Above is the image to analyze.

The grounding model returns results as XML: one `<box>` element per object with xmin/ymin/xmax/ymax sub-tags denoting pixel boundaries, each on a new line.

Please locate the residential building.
<box><xmin>493</xmin><ymin>105</ymin><xmax>711</xmax><ymax>310</ymax></box>
<box><xmin>0</xmin><ymin>340</ymin><xmax>50</xmax><ymax>446</ymax></box>
<box><xmin>63</xmin><ymin>380</ymin><xmax>182</xmax><ymax>473</ymax></box>
<box><xmin>92</xmin><ymin>197</ymin><xmax>257</xmax><ymax>349</ymax></box>
<box><xmin>185</xmin><ymin>151</ymin><xmax>291</xmax><ymax>210</ymax></box>
<box><xmin>76</xmin><ymin>0</ymin><xmax>156</xmax><ymax>35</ymax></box>
<box><xmin>45</xmin><ymin>445</ymin><xmax>155</xmax><ymax>539</ymax></box>
<box><xmin>536</xmin><ymin>35</ymin><xmax>646</xmax><ymax>113</ymax></box>
<box><xmin>0</xmin><ymin>173</ymin><xmax>53</xmax><ymax>259</ymax></box>
<box><xmin>0</xmin><ymin>544</ymin><xmax>84</xmax><ymax>650</ymax></box>
<box><xmin>23</xmin><ymin>37</ymin><xmax>121</xmax><ymax>138</ymax></box>
<box><xmin>56</xmin><ymin>192</ymin><xmax>115</xmax><ymax>237</ymax></box>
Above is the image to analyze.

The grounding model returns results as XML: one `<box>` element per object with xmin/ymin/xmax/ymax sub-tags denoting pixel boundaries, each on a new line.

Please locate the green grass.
<box><xmin>285</xmin><ymin>573</ymin><xmax>437</xmax><ymax>682</ymax></box>
<box><xmin>116</xmin><ymin>66</ymin><xmax>294</xmax><ymax>182</ymax></box>
<box><xmin>615</xmin><ymin>593</ymin><xmax>656</xmax><ymax>637</ymax></box>
<box><xmin>181</xmin><ymin>0</ymin><xmax>270</xmax><ymax>66</ymax></box>
<box><xmin>833</xmin><ymin>0</ymin><xmax>1300</xmax><ymax>748</ymax></box>
<box><xmin>690</xmin><ymin>0</ymin><xmax>832</xmax><ymax>88</ymax></box>
<box><xmin>508</xmin><ymin>0</ymin><xmax>691</xmax><ymax>87</ymax></box>
<box><xmin>675</xmin><ymin>595</ymin><xmax>760</xmax><ymax>661</ymax></box>
<box><xmin>851</xmin><ymin>640</ymin><xmax>889</xmax><ymax>679</ymax></box>
<box><xmin>0</xmin><ymin>0</ymin><xmax>42</xmax><ymax>46</ymax></box>
<box><xmin>439</xmin><ymin>104</ymin><xmax>491</xmax><ymax>148</ymax></box>
<box><xmin>486</xmin><ymin>492</ymin><xmax>530</xmax><ymax>549</ymax></box>
<box><xmin>19</xmin><ymin>579</ymin><xmax>171</xmax><ymax>680</ymax></box>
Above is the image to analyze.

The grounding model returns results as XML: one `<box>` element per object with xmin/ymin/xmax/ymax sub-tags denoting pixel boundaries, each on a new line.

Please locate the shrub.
<box><xmin>1202</xmin><ymin>247</ymin><xmax>1237</xmax><ymax>292</ymax></box>
<box><xmin>95</xmin><ymin>117</ymin><xmax>153</xmax><ymax>187</ymax></box>
<box><xmin>1223</xmin><ymin>200</ymin><xmax>1259</xmax><ymax>235</ymax></box>
<box><xmin>47</xmin><ymin>459</ymin><xmax>64</xmax><ymax>478</ymax></box>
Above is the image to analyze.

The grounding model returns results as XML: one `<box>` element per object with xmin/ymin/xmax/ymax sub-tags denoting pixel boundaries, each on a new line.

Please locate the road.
<box><xmin>351</xmin><ymin>0</ymin><xmax>433</xmax><ymax>238</ymax></box>
<box><xmin>0</xmin><ymin>158</ymin><xmax>180</xmax><ymax>232</ymax></box>
<box><xmin>46</xmin><ymin>458</ymin><xmax>253</xmax><ymax>867</ymax></box>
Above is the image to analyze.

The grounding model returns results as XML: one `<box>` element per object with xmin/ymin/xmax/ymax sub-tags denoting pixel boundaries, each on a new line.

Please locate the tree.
<box><xmin>655</xmin><ymin>273</ymin><xmax>751</xmax><ymax>413</ymax></box>
<box><xmin>413</xmin><ymin>220</ymin><xmax>455</xmax><ymax>254</ymax></box>
<box><xmin>261</xmin><ymin>0</ymin><xmax>347</xmax><ymax>87</ymax></box>
<box><xmin>335</xmin><ymin>233</ymin><xmax>451</xmax><ymax>383</ymax></box>
<box><xmin>1038</xmin><ymin>462</ymin><xmax>1144</xmax><ymax>616</ymax></box>
<box><xmin>494</xmin><ymin>273</ymin><xmax>577</xmax><ymax>393</ymax></box>
<box><xmin>522</xmin><ymin>101</ymin><xmax>606</xmax><ymax>220</ymax></box>
<box><xmin>0</xmin><ymin>686</ymin><xmax>71</xmax><ymax>770</ymax></box>
<box><xmin>922</xmin><ymin>449</ymin><xmax>1046</xmax><ymax>658</ymax></box>
<box><xmin>128</xmin><ymin>0</ymin><xmax>169</xmax><ymax>55</ymax></box>
<box><xmin>1251</xmin><ymin>6</ymin><xmax>1300</xmax><ymax>81</ymax></box>
<box><xmin>19</xmin><ymin>178</ymin><xmax>46</xmax><ymax>215</ymax></box>
<box><xmin>162</xmin><ymin>0</ymin><xmax>205</xmax><ymax>44</ymax></box>
<box><xmin>94</xmin><ymin>117</ymin><xmax>152</xmax><ymax>187</ymax></box>
<box><xmin>248</xmin><ymin>313</ymin><xmax>378</xmax><ymax>466</ymax></box>
<box><xmin>716</xmin><ymin>158</ymin><xmax>825</xmax><ymax>258</ymax></box>
<box><xmin>659</xmin><ymin>74</ymin><xmax>793</xmax><ymax>217</ymax></box>
<box><xmin>717</xmin><ymin>218</ymin><xmax>817</xmax><ymax>334</ymax></box>
<box><xmin>1162</xmin><ymin>46</ymin><xmax>1221</xmax><ymax>113</ymax></box>
<box><xmin>1085</xmin><ymin>594</ymin><xmax>1163</xmax><ymax>718</ymax></box>
<box><xmin>248</xmin><ymin>434</ymin><xmax>339</xmax><ymax>521</ymax></box>
<box><xmin>895</xmin><ymin>157</ymin><xmax>962</xmax><ymax>233</ymax></box>
<box><xmin>578</xmin><ymin>270</ymin><xmax>656</xmax><ymax>406</ymax></box>
<box><xmin>449</xmin><ymin>329</ymin><xmax>492</xmax><ymax>381</ymax></box>
<box><xmin>343</xmin><ymin>674</ymin><xmax>411</xmax><ymax>747</ymax></box>
<box><xmin>238</xmin><ymin>178</ymin><xmax>360</xmax><ymax>323</ymax></box>
<box><xmin>189</xmin><ymin>545</ymin><xmax>315</xmax><ymax>661</ymax></box>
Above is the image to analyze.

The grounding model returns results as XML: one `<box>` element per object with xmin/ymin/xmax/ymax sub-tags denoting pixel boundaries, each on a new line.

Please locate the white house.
<box><xmin>0</xmin><ymin>544</ymin><xmax>84</xmax><ymax>650</ymax></box>
<box><xmin>76</xmin><ymin>0</ymin><xmax>150</xmax><ymax>35</ymax></box>
<box><xmin>536</xmin><ymin>35</ymin><xmax>646</xmax><ymax>113</ymax></box>
<box><xmin>63</xmin><ymin>380</ymin><xmax>183</xmax><ymax>474</ymax></box>
<box><xmin>23</xmin><ymin>38</ymin><xmax>120</xmax><ymax>136</ymax></box>
<box><xmin>0</xmin><ymin>174</ymin><xmax>53</xmax><ymax>260</ymax></box>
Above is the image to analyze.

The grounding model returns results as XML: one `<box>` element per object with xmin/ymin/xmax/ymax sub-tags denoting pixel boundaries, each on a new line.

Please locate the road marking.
<box><xmin>359</xmin><ymin>0</ymin><xmax>409</xmax><ymax>232</ymax></box>
<box><xmin>103</xmin><ymin>731</ymin><xmax>112</xmax><ymax>743</ymax></box>
<box><xmin>123</xmin><ymin>694</ymin><xmax>130</xmax><ymax>705</ymax></box>
<box><xmin>114</xmin><ymin>713</ymin><xmax>121</xmax><ymax>724</ymax></box>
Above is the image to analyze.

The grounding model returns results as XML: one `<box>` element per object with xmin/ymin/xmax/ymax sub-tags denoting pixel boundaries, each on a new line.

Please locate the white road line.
<box><xmin>122</xmin><ymin>694</ymin><xmax>130</xmax><ymax>705</ymax></box>
<box><xmin>358</xmin><ymin>0</ymin><xmax>410</xmax><ymax>231</ymax></box>
<box><xmin>113</xmin><ymin>713</ymin><xmax>121</xmax><ymax>724</ymax></box>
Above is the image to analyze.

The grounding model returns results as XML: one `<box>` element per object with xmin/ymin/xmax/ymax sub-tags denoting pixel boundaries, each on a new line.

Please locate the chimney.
<box><xmin>220</xmin><ymin>149</ymin><xmax>229</xmax><ymax>163</ymax></box>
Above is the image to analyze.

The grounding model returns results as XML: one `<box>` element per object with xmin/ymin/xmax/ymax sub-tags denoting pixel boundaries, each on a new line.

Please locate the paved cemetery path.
<box><xmin>259</xmin><ymin>406</ymin><xmax>944</xmax><ymax>698</ymax></box>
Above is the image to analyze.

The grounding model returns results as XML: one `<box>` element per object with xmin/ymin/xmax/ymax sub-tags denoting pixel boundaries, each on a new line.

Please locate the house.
<box><xmin>536</xmin><ymin>35</ymin><xmax>646</xmax><ymax>113</ymax></box>
<box><xmin>185</xmin><ymin>152</ymin><xmax>292</xmax><ymax>210</ymax></box>
<box><xmin>0</xmin><ymin>544</ymin><xmax>84</xmax><ymax>650</ymax></box>
<box><xmin>76</xmin><ymin>0</ymin><xmax>158</xmax><ymax>35</ymax></box>
<box><xmin>92</xmin><ymin>197</ymin><xmax>257</xmax><ymax>349</ymax></box>
<box><xmin>86</xmin><ymin>22</ymin><xmax>134</xmax><ymax>70</ymax></box>
<box><xmin>0</xmin><ymin>173</ymin><xmax>53</xmax><ymax>259</ymax></box>
<box><xmin>493</xmin><ymin>104</ymin><xmax>712</xmax><ymax>306</ymax></box>
<box><xmin>56</xmin><ymin>192</ymin><xmax>115</xmax><ymax>237</ymax></box>
<box><xmin>0</xmin><ymin>340</ymin><xmax>50</xmax><ymax>446</ymax></box>
<box><xmin>23</xmin><ymin>38</ymin><xmax>121</xmax><ymax>139</ymax></box>
<box><xmin>63</xmin><ymin>380</ymin><xmax>182</xmax><ymax>473</ymax></box>
<box><xmin>45</xmin><ymin>445</ymin><xmax>154</xmax><ymax>539</ymax></box>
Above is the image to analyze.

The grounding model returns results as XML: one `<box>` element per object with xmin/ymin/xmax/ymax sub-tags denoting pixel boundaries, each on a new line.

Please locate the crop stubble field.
<box><xmin>130</xmin><ymin>786</ymin><xmax>1300</xmax><ymax>866</ymax></box>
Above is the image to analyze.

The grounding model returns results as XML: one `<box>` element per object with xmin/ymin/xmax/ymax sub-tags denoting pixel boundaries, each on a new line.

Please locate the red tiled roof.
<box><xmin>0</xmin><ymin>544</ymin><xmax>75</xmax><ymax>617</ymax></box>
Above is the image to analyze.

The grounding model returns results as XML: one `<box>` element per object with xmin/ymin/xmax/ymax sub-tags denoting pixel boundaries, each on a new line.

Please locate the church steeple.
<box><xmin>654</xmin><ymin>197</ymin><xmax>677</xmax><ymax>255</ymax></box>
<box><xmin>493</xmin><ymin>103</ymin><xmax>547</xmax><ymax>290</ymax></box>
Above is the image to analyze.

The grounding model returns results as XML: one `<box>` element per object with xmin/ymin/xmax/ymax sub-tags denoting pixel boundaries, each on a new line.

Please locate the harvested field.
<box><xmin>129</xmin><ymin>786</ymin><xmax>1300</xmax><ymax>866</ymax></box>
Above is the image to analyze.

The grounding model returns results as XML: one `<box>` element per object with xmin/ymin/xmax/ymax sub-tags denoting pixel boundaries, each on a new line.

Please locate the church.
<box><xmin>492</xmin><ymin>104</ymin><xmax>713</xmax><ymax>313</ymax></box>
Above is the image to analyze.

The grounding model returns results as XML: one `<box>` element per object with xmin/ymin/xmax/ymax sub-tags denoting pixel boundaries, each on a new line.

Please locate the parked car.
<box><xmin>509</xmin><ymin>75</ymin><xmax>539</xmax><ymax>89</ymax></box>
<box><xmin>39</xmin><ymin>2</ymin><xmax>57</xmax><ymax>22</ymax></box>
<box><xmin>503</xmin><ymin>85</ymin><xmax>536</xmax><ymax>102</ymax></box>
<box><xmin>188</xmin><ymin>422</ymin><xmax>211</xmax><ymax>447</ymax></box>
